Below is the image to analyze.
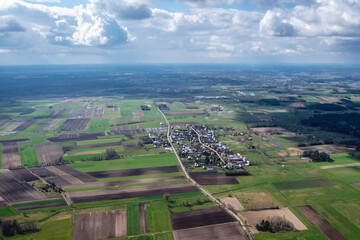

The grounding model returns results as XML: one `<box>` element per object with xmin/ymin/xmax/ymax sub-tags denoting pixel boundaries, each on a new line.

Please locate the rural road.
<box><xmin>157</xmin><ymin>106</ymin><xmax>253</xmax><ymax>240</ymax></box>
<box><xmin>190</xmin><ymin>126</ymin><xmax>226</xmax><ymax>165</ymax></box>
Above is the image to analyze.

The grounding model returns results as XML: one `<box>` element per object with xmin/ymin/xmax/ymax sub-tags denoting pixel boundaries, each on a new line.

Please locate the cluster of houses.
<box><xmin>168</xmin><ymin>124</ymin><xmax>250</xmax><ymax>169</ymax></box>
<box><xmin>148</xmin><ymin>132</ymin><xmax>171</xmax><ymax>149</ymax></box>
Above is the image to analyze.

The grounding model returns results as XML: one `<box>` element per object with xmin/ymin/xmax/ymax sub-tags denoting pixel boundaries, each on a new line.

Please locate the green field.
<box><xmin>127</xmin><ymin>203</ymin><xmax>141</xmax><ymax>236</ymax></box>
<box><xmin>273</xmin><ymin>178</ymin><xmax>333</xmax><ymax>190</ymax></box>
<box><xmin>12</xmin><ymin>199</ymin><xmax>65</xmax><ymax>208</ymax></box>
<box><xmin>19</xmin><ymin>144</ymin><xmax>39</xmax><ymax>167</ymax></box>
<box><xmin>69</xmin><ymin>153</ymin><xmax>178</xmax><ymax>172</ymax></box>
<box><xmin>146</xmin><ymin>201</ymin><xmax>172</xmax><ymax>233</ymax></box>
<box><xmin>325</xmin><ymin>166</ymin><xmax>360</xmax><ymax>183</ymax></box>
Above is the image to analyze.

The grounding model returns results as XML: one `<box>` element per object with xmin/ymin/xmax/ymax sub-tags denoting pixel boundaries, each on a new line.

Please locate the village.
<box><xmin>149</xmin><ymin>124</ymin><xmax>250</xmax><ymax>170</ymax></box>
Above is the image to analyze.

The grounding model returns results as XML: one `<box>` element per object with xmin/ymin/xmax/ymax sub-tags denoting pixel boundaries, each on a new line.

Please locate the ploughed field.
<box><xmin>189</xmin><ymin>171</ymin><xmax>239</xmax><ymax>185</ymax></box>
<box><xmin>35</xmin><ymin>142</ymin><xmax>63</xmax><ymax>165</ymax></box>
<box><xmin>1</xmin><ymin>141</ymin><xmax>22</xmax><ymax>169</ymax></box>
<box><xmin>87</xmin><ymin>166</ymin><xmax>180</xmax><ymax>178</ymax></box>
<box><xmin>58</xmin><ymin>118</ymin><xmax>90</xmax><ymax>132</ymax></box>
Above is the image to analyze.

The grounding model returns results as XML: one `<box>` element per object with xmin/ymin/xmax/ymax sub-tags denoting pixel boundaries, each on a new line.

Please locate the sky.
<box><xmin>0</xmin><ymin>0</ymin><xmax>359</xmax><ymax>65</ymax></box>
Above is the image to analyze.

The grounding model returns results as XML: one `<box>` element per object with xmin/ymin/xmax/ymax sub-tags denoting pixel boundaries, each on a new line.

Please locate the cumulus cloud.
<box><xmin>0</xmin><ymin>15</ymin><xmax>25</xmax><ymax>32</ymax></box>
<box><xmin>260</xmin><ymin>0</ymin><xmax>360</xmax><ymax>37</ymax></box>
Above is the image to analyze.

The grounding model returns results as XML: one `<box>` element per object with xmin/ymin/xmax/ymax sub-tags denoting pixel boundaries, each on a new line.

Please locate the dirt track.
<box><xmin>297</xmin><ymin>205</ymin><xmax>346</xmax><ymax>240</ymax></box>
<box><xmin>87</xmin><ymin>166</ymin><xmax>180</xmax><ymax>178</ymax></box>
<box><xmin>173</xmin><ymin>222</ymin><xmax>247</xmax><ymax>240</ymax></box>
<box><xmin>72</xmin><ymin>210</ymin><xmax>126</xmax><ymax>240</ymax></box>
<box><xmin>2</xmin><ymin>141</ymin><xmax>21</xmax><ymax>169</ymax></box>
<box><xmin>241</xmin><ymin>207</ymin><xmax>307</xmax><ymax>234</ymax></box>
<box><xmin>170</xmin><ymin>206</ymin><xmax>236</xmax><ymax>230</ymax></box>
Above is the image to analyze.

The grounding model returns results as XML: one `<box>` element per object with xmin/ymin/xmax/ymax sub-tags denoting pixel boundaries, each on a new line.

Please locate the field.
<box><xmin>87</xmin><ymin>166</ymin><xmax>180</xmax><ymax>178</ymax></box>
<box><xmin>36</xmin><ymin>142</ymin><xmax>63</xmax><ymax>165</ymax></box>
<box><xmin>58</xmin><ymin>118</ymin><xmax>90</xmax><ymax>132</ymax></box>
<box><xmin>1</xmin><ymin>141</ymin><xmax>21</xmax><ymax>169</ymax></box>
<box><xmin>297</xmin><ymin>205</ymin><xmax>346</xmax><ymax>240</ymax></box>
<box><xmin>189</xmin><ymin>172</ymin><xmax>239</xmax><ymax>185</ymax></box>
<box><xmin>170</xmin><ymin>206</ymin><xmax>236</xmax><ymax>230</ymax></box>
<box><xmin>146</xmin><ymin>200</ymin><xmax>172</xmax><ymax>233</ymax></box>
<box><xmin>273</xmin><ymin>178</ymin><xmax>333</xmax><ymax>190</ymax></box>
<box><xmin>72</xmin><ymin>210</ymin><xmax>127</xmax><ymax>240</ymax></box>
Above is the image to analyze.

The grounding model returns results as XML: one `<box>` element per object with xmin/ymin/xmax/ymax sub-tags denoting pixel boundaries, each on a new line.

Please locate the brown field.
<box><xmin>14</xmin><ymin>120</ymin><xmax>36</xmax><ymax>131</ymax></box>
<box><xmin>47</xmin><ymin>109</ymin><xmax>66</xmax><ymax>119</ymax></box>
<box><xmin>10</xmin><ymin>168</ymin><xmax>38</xmax><ymax>182</ymax></box>
<box><xmin>63</xmin><ymin>141</ymin><xmax>122</xmax><ymax>151</ymax></box>
<box><xmin>165</xmin><ymin>112</ymin><xmax>205</xmax><ymax>116</ymax></box>
<box><xmin>297</xmin><ymin>205</ymin><xmax>346</xmax><ymax>240</ymax></box>
<box><xmin>72</xmin><ymin>210</ymin><xmax>127</xmax><ymax>240</ymax></box>
<box><xmin>2</xmin><ymin>141</ymin><xmax>21</xmax><ymax>169</ymax></box>
<box><xmin>87</xmin><ymin>166</ymin><xmax>180</xmax><ymax>178</ymax></box>
<box><xmin>303</xmin><ymin>145</ymin><xmax>352</xmax><ymax>154</ymax></box>
<box><xmin>14</xmin><ymin>201</ymin><xmax>67</xmax><ymax>211</ymax></box>
<box><xmin>38</xmin><ymin>118</ymin><xmax>62</xmax><ymax>132</ymax></box>
<box><xmin>170</xmin><ymin>206</ymin><xmax>236</xmax><ymax>230</ymax></box>
<box><xmin>58</xmin><ymin>118</ymin><xmax>90</xmax><ymax>132</ymax></box>
<box><xmin>249</xmin><ymin>127</ymin><xmax>286</xmax><ymax>133</ymax></box>
<box><xmin>68</xmin><ymin>182</ymin><xmax>197</xmax><ymax>203</ymax></box>
<box><xmin>0</xmin><ymin>169</ymin><xmax>46</xmax><ymax>204</ymax></box>
<box><xmin>46</xmin><ymin>166</ymin><xmax>84</xmax><ymax>185</ymax></box>
<box><xmin>220</xmin><ymin>197</ymin><xmax>244</xmax><ymax>212</ymax></box>
<box><xmin>240</xmin><ymin>207</ymin><xmax>307</xmax><ymax>234</ymax></box>
<box><xmin>173</xmin><ymin>222</ymin><xmax>247</xmax><ymax>240</ymax></box>
<box><xmin>189</xmin><ymin>172</ymin><xmax>238</xmax><ymax>185</ymax></box>
<box><xmin>48</xmin><ymin>132</ymin><xmax>105</xmax><ymax>143</ymax></box>
<box><xmin>3</xmin><ymin>121</ymin><xmax>25</xmax><ymax>132</ymax></box>
<box><xmin>64</xmin><ymin>149</ymin><xmax>106</xmax><ymax>157</ymax></box>
<box><xmin>170</xmin><ymin>122</ymin><xmax>199</xmax><ymax>126</ymax></box>
<box><xmin>36</xmin><ymin>142</ymin><xmax>64</xmax><ymax>165</ymax></box>
<box><xmin>263</xmin><ymin>109</ymin><xmax>288</xmax><ymax>113</ymax></box>
<box><xmin>108</xmin><ymin>127</ymin><xmax>167</xmax><ymax>136</ymax></box>
<box><xmin>29</xmin><ymin>167</ymin><xmax>56</xmax><ymax>178</ymax></box>
<box><xmin>139</xmin><ymin>202</ymin><xmax>147</xmax><ymax>234</ymax></box>
<box><xmin>56</xmin><ymin>165</ymin><xmax>98</xmax><ymax>183</ymax></box>
<box><xmin>132</xmin><ymin>110</ymin><xmax>145</xmax><ymax>117</ymax></box>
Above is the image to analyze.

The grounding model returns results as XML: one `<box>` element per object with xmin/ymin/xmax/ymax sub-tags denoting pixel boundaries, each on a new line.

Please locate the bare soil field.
<box><xmin>14</xmin><ymin>201</ymin><xmax>67</xmax><ymax>211</ymax></box>
<box><xmin>87</xmin><ymin>166</ymin><xmax>180</xmax><ymax>178</ymax></box>
<box><xmin>29</xmin><ymin>167</ymin><xmax>56</xmax><ymax>178</ymax></box>
<box><xmin>170</xmin><ymin>206</ymin><xmax>236</xmax><ymax>230</ymax></box>
<box><xmin>249</xmin><ymin>127</ymin><xmax>286</xmax><ymax>134</ymax></box>
<box><xmin>2</xmin><ymin>141</ymin><xmax>21</xmax><ymax>169</ymax></box>
<box><xmin>10</xmin><ymin>168</ymin><xmax>38</xmax><ymax>182</ymax></box>
<box><xmin>63</xmin><ymin>141</ymin><xmax>122</xmax><ymax>151</ymax></box>
<box><xmin>139</xmin><ymin>202</ymin><xmax>147</xmax><ymax>234</ymax></box>
<box><xmin>287</xmin><ymin>147</ymin><xmax>304</xmax><ymax>157</ymax></box>
<box><xmin>64</xmin><ymin>149</ymin><xmax>106</xmax><ymax>157</ymax></box>
<box><xmin>303</xmin><ymin>145</ymin><xmax>352</xmax><ymax>154</ymax></box>
<box><xmin>240</xmin><ymin>207</ymin><xmax>307</xmax><ymax>234</ymax></box>
<box><xmin>38</xmin><ymin>118</ymin><xmax>62</xmax><ymax>132</ymax></box>
<box><xmin>48</xmin><ymin>132</ymin><xmax>105</xmax><ymax>143</ymax></box>
<box><xmin>56</xmin><ymin>165</ymin><xmax>98</xmax><ymax>182</ymax></box>
<box><xmin>69</xmin><ymin>182</ymin><xmax>197</xmax><ymax>203</ymax></box>
<box><xmin>297</xmin><ymin>205</ymin><xmax>346</xmax><ymax>240</ymax></box>
<box><xmin>165</xmin><ymin>112</ymin><xmax>206</xmax><ymax>116</ymax></box>
<box><xmin>3</xmin><ymin>121</ymin><xmax>25</xmax><ymax>132</ymax></box>
<box><xmin>72</xmin><ymin>210</ymin><xmax>127</xmax><ymax>240</ymax></box>
<box><xmin>14</xmin><ymin>120</ymin><xmax>36</xmax><ymax>131</ymax></box>
<box><xmin>58</xmin><ymin>118</ymin><xmax>90</xmax><ymax>132</ymax></box>
<box><xmin>106</xmin><ymin>176</ymin><xmax>185</xmax><ymax>187</ymax></box>
<box><xmin>46</xmin><ymin>166</ymin><xmax>84</xmax><ymax>185</ymax></box>
<box><xmin>170</xmin><ymin>122</ymin><xmax>199</xmax><ymax>126</ymax></box>
<box><xmin>108</xmin><ymin>127</ymin><xmax>167</xmax><ymax>136</ymax></box>
<box><xmin>263</xmin><ymin>109</ymin><xmax>288</xmax><ymax>113</ymax></box>
<box><xmin>173</xmin><ymin>222</ymin><xmax>247</xmax><ymax>240</ymax></box>
<box><xmin>36</xmin><ymin>142</ymin><xmax>64</xmax><ymax>165</ymax></box>
<box><xmin>0</xmin><ymin>169</ymin><xmax>46</xmax><ymax>204</ymax></box>
<box><xmin>47</xmin><ymin>109</ymin><xmax>66</xmax><ymax>119</ymax></box>
<box><xmin>189</xmin><ymin>172</ymin><xmax>238</xmax><ymax>185</ymax></box>
<box><xmin>220</xmin><ymin>197</ymin><xmax>244</xmax><ymax>212</ymax></box>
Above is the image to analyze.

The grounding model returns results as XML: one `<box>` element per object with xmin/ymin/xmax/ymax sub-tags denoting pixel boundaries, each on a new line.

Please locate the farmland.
<box><xmin>0</xmin><ymin>65</ymin><xmax>360</xmax><ymax>239</ymax></box>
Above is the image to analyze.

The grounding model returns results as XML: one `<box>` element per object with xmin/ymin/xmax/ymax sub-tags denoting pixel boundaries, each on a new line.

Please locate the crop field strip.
<box><xmin>35</xmin><ymin>142</ymin><xmax>64</xmax><ymax>165</ymax></box>
<box><xmin>14</xmin><ymin>200</ymin><xmax>67</xmax><ymax>211</ymax></box>
<box><xmin>62</xmin><ymin>141</ymin><xmax>123</xmax><ymax>151</ymax></box>
<box><xmin>273</xmin><ymin>178</ymin><xmax>333</xmax><ymax>190</ymax></box>
<box><xmin>58</xmin><ymin>118</ymin><xmax>90</xmax><ymax>132</ymax></box>
<box><xmin>0</xmin><ymin>119</ymin><xmax>10</xmax><ymax>128</ymax></box>
<box><xmin>72</xmin><ymin>210</ymin><xmax>127</xmax><ymax>240</ymax></box>
<box><xmin>188</xmin><ymin>172</ymin><xmax>239</xmax><ymax>185</ymax></box>
<box><xmin>139</xmin><ymin>202</ymin><xmax>147</xmax><ymax>234</ymax></box>
<box><xmin>13</xmin><ymin>119</ymin><xmax>36</xmax><ymax>131</ymax></box>
<box><xmin>297</xmin><ymin>205</ymin><xmax>346</xmax><ymax>240</ymax></box>
<box><xmin>2</xmin><ymin>141</ymin><xmax>22</xmax><ymax>169</ymax></box>
<box><xmin>68</xmin><ymin>182</ymin><xmax>198</xmax><ymax>203</ymax></box>
<box><xmin>3</xmin><ymin>120</ymin><xmax>26</xmax><ymax>132</ymax></box>
<box><xmin>47</xmin><ymin>108</ymin><xmax>67</xmax><ymax>119</ymax></box>
<box><xmin>86</xmin><ymin>166</ymin><xmax>180</xmax><ymax>178</ymax></box>
<box><xmin>170</xmin><ymin>206</ymin><xmax>237</xmax><ymax>230</ymax></box>
<box><xmin>0</xmin><ymin>169</ymin><xmax>46</xmax><ymax>204</ymax></box>
<box><xmin>173</xmin><ymin>222</ymin><xmax>247</xmax><ymax>240</ymax></box>
<box><xmin>38</xmin><ymin>118</ymin><xmax>62</xmax><ymax>132</ymax></box>
<box><xmin>10</xmin><ymin>168</ymin><xmax>38</xmax><ymax>182</ymax></box>
<box><xmin>64</xmin><ymin>149</ymin><xmax>107</xmax><ymax>157</ymax></box>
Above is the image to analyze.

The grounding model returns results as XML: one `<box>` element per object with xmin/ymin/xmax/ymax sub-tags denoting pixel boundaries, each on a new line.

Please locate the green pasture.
<box><xmin>146</xmin><ymin>201</ymin><xmax>172</xmax><ymax>233</ymax></box>
<box><xmin>127</xmin><ymin>203</ymin><xmax>141</xmax><ymax>236</ymax></box>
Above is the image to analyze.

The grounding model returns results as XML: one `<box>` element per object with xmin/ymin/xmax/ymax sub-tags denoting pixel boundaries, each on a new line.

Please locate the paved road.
<box><xmin>157</xmin><ymin>106</ymin><xmax>253</xmax><ymax>240</ymax></box>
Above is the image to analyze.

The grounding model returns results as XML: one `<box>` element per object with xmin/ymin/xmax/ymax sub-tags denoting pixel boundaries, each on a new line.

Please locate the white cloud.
<box><xmin>0</xmin><ymin>15</ymin><xmax>25</xmax><ymax>32</ymax></box>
